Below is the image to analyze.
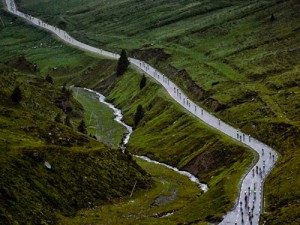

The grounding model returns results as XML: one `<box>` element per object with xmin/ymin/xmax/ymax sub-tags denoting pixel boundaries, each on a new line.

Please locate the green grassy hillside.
<box><xmin>0</xmin><ymin>8</ymin><xmax>151</xmax><ymax>225</ymax></box>
<box><xmin>69</xmin><ymin>67</ymin><xmax>254</xmax><ymax>224</ymax></box>
<box><xmin>16</xmin><ymin>0</ymin><xmax>300</xmax><ymax>223</ymax></box>
<box><xmin>0</xmin><ymin>63</ymin><xmax>151</xmax><ymax>225</ymax></box>
<box><xmin>57</xmin><ymin>156</ymin><xmax>204</xmax><ymax>225</ymax></box>
<box><xmin>0</xmin><ymin>4</ymin><xmax>255</xmax><ymax>223</ymax></box>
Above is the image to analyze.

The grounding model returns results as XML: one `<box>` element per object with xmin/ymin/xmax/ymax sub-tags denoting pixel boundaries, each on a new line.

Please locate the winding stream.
<box><xmin>84</xmin><ymin>88</ymin><xmax>208</xmax><ymax>193</ymax></box>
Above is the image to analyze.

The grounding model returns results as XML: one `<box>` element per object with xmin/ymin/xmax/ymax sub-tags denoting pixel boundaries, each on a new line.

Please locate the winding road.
<box><xmin>5</xmin><ymin>1</ymin><xmax>278</xmax><ymax>224</ymax></box>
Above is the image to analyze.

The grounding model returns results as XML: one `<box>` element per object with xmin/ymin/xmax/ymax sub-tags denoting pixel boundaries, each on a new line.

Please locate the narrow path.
<box><xmin>5</xmin><ymin>1</ymin><xmax>278</xmax><ymax>224</ymax></box>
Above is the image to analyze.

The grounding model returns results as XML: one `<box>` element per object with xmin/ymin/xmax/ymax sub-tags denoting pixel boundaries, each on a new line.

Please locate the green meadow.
<box><xmin>73</xmin><ymin>87</ymin><xmax>125</xmax><ymax>147</ymax></box>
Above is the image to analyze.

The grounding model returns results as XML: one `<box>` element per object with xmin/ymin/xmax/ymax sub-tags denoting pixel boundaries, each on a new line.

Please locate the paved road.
<box><xmin>5</xmin><ymin>1</ymin><xmax>278</xmax><ymax>224</ymax></box>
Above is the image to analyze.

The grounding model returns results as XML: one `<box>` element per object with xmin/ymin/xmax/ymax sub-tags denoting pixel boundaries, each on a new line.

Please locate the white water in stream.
<box><xmin>84</xmin><ymin>88</ymin><xmax>208</xmax><ymax>193</ymax></box>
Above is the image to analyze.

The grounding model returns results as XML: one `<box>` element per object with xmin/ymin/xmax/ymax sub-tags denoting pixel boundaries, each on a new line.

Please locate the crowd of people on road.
<box><xmin>234</xmin><ymin>147</ymin><xmax>276</xmax><ymax>225</ymax></box>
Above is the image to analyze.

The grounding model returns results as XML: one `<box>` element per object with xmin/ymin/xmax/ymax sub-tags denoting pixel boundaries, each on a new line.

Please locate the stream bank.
<box><xmin>84</xmin><ymin>88</ymin><xmax>208</xmax><ymax>192</ymax></box>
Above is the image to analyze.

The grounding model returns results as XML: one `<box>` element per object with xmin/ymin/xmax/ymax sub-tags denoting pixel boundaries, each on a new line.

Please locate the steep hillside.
<box><xmin>0</xmin><ymin>9</ymin><xmax>151</xmax><ymax>224</ymax></box>
<box><xmin>0</xmin><ymin>61</ymin><xmax>151</xmax><ymax>225</ymax></box>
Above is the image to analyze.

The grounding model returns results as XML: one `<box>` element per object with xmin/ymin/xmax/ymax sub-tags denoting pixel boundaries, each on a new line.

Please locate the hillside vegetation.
<box><xmin>0</xmin><ymin>8</ymin><xmax>151</xmax><ymax>225</ymax></box>
<box><xmin>0</xmin><ymin>62</ymin><xmax>151</xmax><ymax>225</ymax></box>
<box><xmin>17</xmin><ymin>0</ymin><xmax>300</xmax><ymax>223</ymax></box>
<box><xmin>68</xmin><ymin>65</ymin><xmax>254</xmax><ymax>223</ymax></box>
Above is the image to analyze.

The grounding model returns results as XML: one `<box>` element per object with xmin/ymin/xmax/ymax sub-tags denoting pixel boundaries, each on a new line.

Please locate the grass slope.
<box><xmin>57</xmin><ymin>157</ymin><xmax>202</xmax><ymax>225</ymax></box>
<box><xmin>16</xmin><ymin>0</ymin><xmax>300</xmax><ymax>223</ymax></box>
<box><xmin>70</xmin><ymin>68</ymin><xmax>254</xmax><ymax>224</ymax></box>
<box><xmin>0</xmin><ymin>8</ymin><xmax>151</xmax><ymax>225</ymax></box>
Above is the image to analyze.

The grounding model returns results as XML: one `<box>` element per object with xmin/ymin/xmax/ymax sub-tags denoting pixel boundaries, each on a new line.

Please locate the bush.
<box><xmin>65</xmin><ymin>89</ymin><xmax>73</xmax><ymax>100</ymax></box>
<box><xmin>61</xmin><ymin>83</ymin><xmax>73</xmax><ymax>100</ymax></box>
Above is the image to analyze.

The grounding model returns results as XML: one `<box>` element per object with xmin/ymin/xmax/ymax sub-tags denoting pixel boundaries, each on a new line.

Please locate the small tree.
<box><xmin>54</xmin><ymin>113</ymin><xmax>62</xmax><ymax>123</ymax></box>
<box><xmin>64</xmin><ymin>115</ymin><xmax>72</xmax><ymax>127</ymax></box>
<box><xmin>270</xmin><ymin>14</ymin><xmax>275</xmax><ymax>22</ymax></box>
<box><xmin>45</xmin><ymin>75</ymin><xmax>54</xmax><ymax>84</ymax></box>
<box><xmin>139</xmin><ymin>74</ymin><xmax>147</xmax><ymax>90</ymax></box>
<box><xmin>11</xmin><ymin>86</ymin><xmax>22</xmax><ymax>104</ymax></box>
<box><xmin>134</xmin><ymin>104</ymin><xmax>144</xmax><ymax>127</ymax></box>
<box><xmin>77</xmin><ymin>120</ymin><xmax>87</xmax><ymax>134</ymax></box>
<box><xmin>116</xmin><ymin>49</ymin><xmax>130</xmax><ymax>76</ymax></box>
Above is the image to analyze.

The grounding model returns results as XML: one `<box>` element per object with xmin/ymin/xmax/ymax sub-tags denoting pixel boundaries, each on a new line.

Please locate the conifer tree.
<box><xmin>65</xmin><ymin>115</ymin><xmax>72</xmax><ymax>127</ymax></box>
<box><xmin>270</xmin><ymin>14</ymin><xmax>275</xmax><ymax>22</ymax></box>
<box><xmin>77</xmin><ymin>120</ymin><xmax>87</xmax><ymax>134</ymax></box>
<box><xmin>11</xmin><ymin>86</ymin><xmax>22</xmax><ymax>104</ymax></box>
<box><xmin>134</xmin><ymin>104</ymin><xmax>144</xmax><ymax>127</ymax></box>
<box><xmin>54</xmin><ymin>113</ymin><xmax>62</xmax><ymax>123</ymax></box>
<box><xmin>139</xmin><ymin>74</ymin><xmax>146</xmax><ymax>90</ymax></box>
<box><xmin>45</xmin><ymin>75</ymin><xmax>54</xmax><ymax>84</ymax></box>
<box><xmin>116</xmin><ymin>49</ymin><xmax>130</xmax><ymax>76</ymax></box>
